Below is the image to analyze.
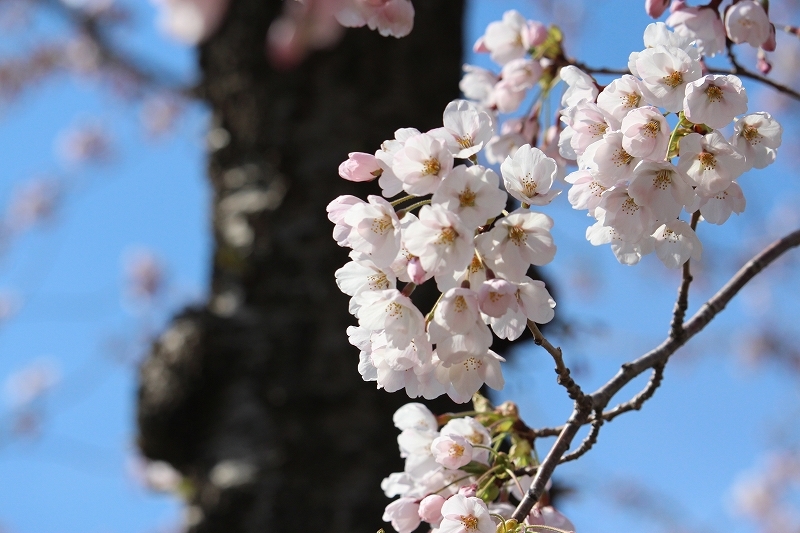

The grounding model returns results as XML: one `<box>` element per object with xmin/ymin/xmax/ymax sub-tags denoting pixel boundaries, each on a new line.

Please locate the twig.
<box><xmin>527</xmin><ymin>320</ymin><xmax>589</xmax><ymax>406</ymax></box>
<box><xmin>596</xmin><ymin>362</ymin><xmax>665</xmax><ymax>423</ymax></box>
<box><xmin>512</xmin><ymin>228</ymin><xmax>800</xmax><ymax>521</ymax></box>
<box><xmin>669</xmin><ymin>211</ymin><xmax>701</xmax><ymax>340</ymax></box>
<box><xmin>559</xmin><ymin>407</ymin><xmax>603</xmax><ymax>463</ymax></box>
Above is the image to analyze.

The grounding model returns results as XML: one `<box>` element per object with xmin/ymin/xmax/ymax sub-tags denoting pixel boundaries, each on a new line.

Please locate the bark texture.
<box><xmin>136</xmin><ymin>1</ymin><xmax>465</xmax><ymax>531</ymax></box>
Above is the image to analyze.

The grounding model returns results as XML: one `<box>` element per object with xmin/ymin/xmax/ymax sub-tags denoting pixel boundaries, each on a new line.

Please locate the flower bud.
<box><xmin>645</xmin><ymin>0</ymin><xmax>670</xmax><ymax>18</ymax></box>
<box><xmin>338</xmin><ymin>152</ymin><xmax>382</xmax><ymax>182</ymax></box>
<box><xmin>418</xmin><ymin>494</ymin><xmax>445</xmax><ymax>523</ymax></box>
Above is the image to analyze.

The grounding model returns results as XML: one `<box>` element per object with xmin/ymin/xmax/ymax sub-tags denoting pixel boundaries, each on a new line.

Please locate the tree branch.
<box><xmin>512</xmin><ymin>228</ymin><xmax>800</xmax><ymax>520</ymax></box>
<box><xmin>559</xmin><ymin>407</ymin><xmax>603</xmax><ymax>463</ymax></box>
<box><xmin>669</xmin><ymin>211</ymin><xmax>701</xmax><ymax>340</ymax></box>
<box><xmin>527</xmin><ymin>320</ymin><xmax>589</xmax><ymax>406</ymax></box>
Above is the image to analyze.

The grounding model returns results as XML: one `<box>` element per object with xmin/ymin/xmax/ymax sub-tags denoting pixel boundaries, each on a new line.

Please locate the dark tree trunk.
<box><xmin>136</xmin><ymin>1</ymin><xmax>465</xmax><ymax>531</ymax></box>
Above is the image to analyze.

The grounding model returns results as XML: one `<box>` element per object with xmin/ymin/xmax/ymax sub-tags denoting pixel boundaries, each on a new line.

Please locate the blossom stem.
<box><xmin>398</xmin><ymin>198</ymin><xmax>431</xmax><ymax>216</ymax></box>
<box><xmin>390</xmin><ymin>194</ymin><xmax>417</xmax><ymax>207</ymax></box>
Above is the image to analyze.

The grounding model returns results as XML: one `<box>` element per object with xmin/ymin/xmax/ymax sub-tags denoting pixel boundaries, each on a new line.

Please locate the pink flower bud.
<box><xmin>645</xmin><ymin>0</ymin><xmax>670</xmax><ymax>18</ymax></box>
<box><xmin>761</xmin><ymin>23</ymin><xmax>776</xmax><ymax>51</ymax></box>
<box><xmin>521</xmin><ymin>21</ymin><xmax>548</xmax><ymax>48</ymax></box>
<box><xmin>406</xmin><ymin>257</ymin><xmax>427</xmax><ymax>284</ymax></box>
<box><xmin>338</xmin><ymin>152</ymin><xmax>381</xmax><ymax>182</ymax></box>
<box><xmin>458</xmin><ymin>484</ymin><xmax>477</xmax><ymax>498</ymax></box>
<box><xmin>418</xmin><ymin>494</ymin><xmax>446</xmax><ymax>523</ymax></box>
<box><xmin>757</xmin><ymin>53</ymin><xmax>772</xmax><ymax>75</ymax></box>
<box><xmin>478</xmin><ymin>279</ymin><xmax>518</xmax><ymax>318</ymax></box>
<box><xmin>472</xmin><ymin>36</ymin><xmax>489</xmax><ymax>53</ymax></box>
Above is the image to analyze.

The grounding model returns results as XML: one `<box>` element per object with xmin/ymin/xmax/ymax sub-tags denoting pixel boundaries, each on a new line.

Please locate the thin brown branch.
<box><xmin>706</xmin><ymin>42</ymin><xmax>800</xmax><ymax>101</ymax></box>
<box><xmin>669</xmin><ymin>211</ymin><xmax>701</xmax><ymax>340</ymax></box>
<box><xmin>512</xmin><ymin>228</ymin><xmax>800</xmax><ymax>521</ymax></box>
<box><xmin>559</xmin><ymin>407</ymin><xmax>603</xmax><ymax>463</ymax></box>
<box><xmin>596</xmin><ymin>362</ymin><xmax>665</xmax><ymax>423</ymax></box>
<box><xmin>527</xmin><ymin>320</ymin><xmax>589</xmax><ymax>405</ymax></box>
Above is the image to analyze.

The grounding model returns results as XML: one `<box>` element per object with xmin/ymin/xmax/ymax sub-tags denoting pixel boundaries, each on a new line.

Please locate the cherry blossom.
<box><xmin>403</xmin><ymin>204</ymin><xmax>473</xmax><ymax>278</ymax></box>
<box><xmin>677</xmin><ymin>131</ymin><xmax>746</xmax><ymax>197</ymax></box>
<box><xmin>419</xmin><ymin>494</ymin><xmax>446</xmax><ymax>524</ymax></box>
<box><xmin>392</xmin><ymin>133</ymin><xmax>454</xmax><ymax>195</ymax></box>
<box><xmin>431</xmin><ymin>434</ymin><xmax>473</xmax><ymax>469</ymax></box>
<box><xmin>698</xmin><ymin>181</ymin><xmax>746</xmax><ymax>225</ymax></box>
<box><xmin>439</xmin><ymin>495</ymin><xmax>495</xmax><ymax>533</ymax></box>
<box><xmin>338</xmin><ymin>152</ymin><xmax>382</xmax><ymax>182</ymax></box>
<box><xmin>475</xmin><ymin>208</ymin><xmax>556</xmax><ymax>281</ymax></box>
<box><xmin>435</xmin><ymin>100</ymin><xmax>494</xmax><ymax>159</ymax></box>
<box><xmin>683</xmin><ymin>75</ymin><xmax>748</xmax><ymax>130</ymax></box>
<box><xmin>635</xmin><ymin>45</ymin><xmax>702</xmax><ymax>112</ymax></box>
<box><xmin>335</xmin><ymin>0</ymin><xmax>415</xmax><ymax>38</ymax></box>
<box><xmin>724</xmin><ymin>1</ymin><xmax>771</xmax><ymax>48</ymax></box>
<box><xmin>620</xmin><ymin>106</ymin><xmax>669</xmax><ymax>160</ymax></box>
<box><xmin>652</xmin><ymin>219</ymin><xmax>702</xmax><ymax>268</ymax></box>
<box><xmin>665</xmin><ymin>3</ymin><xmax>726</xmax><ymax>56</ymax></box>
<box><xmin>730</xmin><ymin>112</ymin><xmax>782</xmax><ymax>170</ymax></box>
<box><xmin>382</xmin><ymin>497</ymin><xmax>421</xmax><ymax>533</ymax></box>
<box><xmin>432</xmin><ymin>165</ymin><xmax>507</xmax><ymax>229</ymax></box>
<box><xmin>501</xmin><ymin>144</ymin><xmax>559</xmax><ymax>206</ymax></box>
<box><xmin>628</xmin><ymin>161</ymin><xmax>694</xmax><ymax>222</ymax></box>
<box><xmin>597</xmin><ymin>75</ymin><xmax>646</xmax><ymax>122</ymax></box>
<box><xmin>356</xmin><ymin>289</ymin><xmax>425</xmax><ymax>348</ymax></box>
<box><xmin>343</xmin><ymin>195</ymin><xmax>402</xmax><ymax>266</ymax></box>
<box><xmin>435</xmin><ymin>349</ymin><xmax>505</xmax><ymax>403</ymax></box>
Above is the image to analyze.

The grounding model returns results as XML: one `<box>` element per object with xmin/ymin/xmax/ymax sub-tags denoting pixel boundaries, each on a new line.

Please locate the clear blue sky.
<box><xmin>0</xmin><ymin>1</ymin><xmax>798</xmax><ymax>532</ymax></box>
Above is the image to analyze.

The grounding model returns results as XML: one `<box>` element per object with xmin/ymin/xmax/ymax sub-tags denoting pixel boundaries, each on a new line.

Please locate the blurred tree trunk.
<box><xmin>136</xmin><ymin>1</ymin><xmax>465</xmax><ymax>532</ymax></box>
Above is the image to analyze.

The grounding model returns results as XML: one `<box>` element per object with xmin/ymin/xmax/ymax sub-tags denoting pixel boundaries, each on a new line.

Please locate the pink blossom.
<box><xmin>725</xmin><ymin>1</ymin><xmax>771</xmax><ymax>48</ymax></box>
<box><xmin>439</xmin><ymin>495</ymin><xmax>495</xmax><ymax>533</ymax></box>
<box><xmin>645</xmin><ymin>0</ymin><xmax>670</xmax><ymax>19</ymax></box>
<box><xmin>338</xmin><ymin>152</ymin><xmax>382</xmax><ymax>182</ymax></box>
<box><xmin>666</xmin><ymin>3</ymin><xmax>726</xmax><ymax>56</ymax></box>
<box><xmin>431</xmin><ymin>434</ymin><xmax>473</xmax><ymax>469</ymax></box>
<box><xmin>683</xmin><ymin>75</ymin><xmax>748</xmax><ymax>130</ymax></box>
<box><xmin>383</xmin><ymin>497</ymin><xmax>421</xmax><ymax>533</ymax></box>
<box><xmin>419</xmin><ymin>494</ymin><xmax>446</xmax><ymax>524</ymax></box>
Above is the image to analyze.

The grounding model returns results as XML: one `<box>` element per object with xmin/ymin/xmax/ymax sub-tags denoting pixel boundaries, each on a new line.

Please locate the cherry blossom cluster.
<box><xmin>327</xmin><ymin>98</ymin><xmax>558</xmax><ymax>404</ymax></box>
<box><xmin>381</xmin><ymin>400</ymin><xmax>575</xmax><ymax>533</ymax></box>
<box><xmin>645</xmin><ymin>1</ymin><xmax>777</xmax><ymax>70</ymax></box>
<box><xmin>557</xmin><ymin>22</ymin><xmax>781</xmax><ymax>267</ymax></box>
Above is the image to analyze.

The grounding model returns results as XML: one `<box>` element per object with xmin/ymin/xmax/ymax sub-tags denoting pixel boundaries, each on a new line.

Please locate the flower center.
<box><xmin>589</xmin><ymin>122</ymin><xmax>608</xmax><ymax>136</ymax></box>
<box><xmin>698</xmin><ymin>152</ymin><xmax>717</xmax><ymax>170</ymax></box>
<box><xmin>454</xmin><ymin>295</ymin><xmax>468</xmax><ymax>312</ymax></box>
<box><xmin>705</xmin><ymin>84</ymin><xmax>724</xmax><ymax>103</ymax></box>
<box><xmin>371</xmin><ymin>215</ymin><xmax>393</xmax><ymax>235</ymax></box>
<box><xmin>508</xmin><ymin>226</ymin><xmax>527</xmax><ymax>246</ymax></box>
<box><xmin>521</xmin><ymin>177</ymin><xmax>537</xmax><ymax>197</ymax></box>
<box><xmin>589</xmin><ymin>181</ymin><xmax>607</xmax><ymax>197</ymax></box>
<box><xmin>367</xmin><ymin>273</ymin><xmax>390</xmax><ymax>290</ymax></box>
<box><xmin>386</xmin><ymin>302</ymin><xmax>404</xmax><ymax>317</ymax></box>
<box><xmin>422</xmin><ymin>158</ymin><xmax>441</xmax><ymax>176</ymax></box>
<box><xmin>449</xmin><ymin>443</ymin><xmax>465</xmax><ymax>458</ymax></box>
<box><xmin>437</xmin><ymin>226</ymin><xmax>458</xmax><ymax>245</ymax></box>
<box><xmin>623</xmin><ymin>92</ymin><xmax>641</xmax><ymax>109</ymax></box>
<box><xmin>459</xmin><ymin>186</ymin><xmax>477</xmax><ymax>207</ymax></box>
<box><xmin>462</xmin><ymin>357</ymin><xmax>482</xmax><ymax>371</ymax></box>
<box><xmin>460</xmin><ymin>515</ymin><xmax>479</xmax><ymax>531</ymax></box>
<box><xmin>642</xmin><ymin>119</ymin><xmax>661</xmax><ymax>138</ymax></box>
<box><xmin>653</xmin><ymin>169</ymin><xmax>671</xmax><ymax>190</ymax></box>
<box><xmin>742</xmin><ymin>124</ymin><xmax>762</xmax><ymax>145</ymax></box>
<box><xmin>612</xmin><ymin>148</ymin><xmax>634</xmax><ymax>167</ymax></box>
<box><xmin>621</xmin><ymin>197</ymin><xmax>640</xmax><ymax>215</ymax></box>
<box><xmin>456</xmin><ymin>135</ymin><xmax>474</xmax><ymax>149</ymax></box>
<box><xmin>663</xmin><ymin>71</ymin><xmax>684</xmax><ymax>89</ymax></box>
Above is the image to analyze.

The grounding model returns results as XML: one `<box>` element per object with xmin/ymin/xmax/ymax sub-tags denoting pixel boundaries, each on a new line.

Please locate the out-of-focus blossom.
<box><xmin>124</xmin><ymin>248</ymin><xmax>166</xmax><ymax>301</ymax></box>
<box><xmin>150</xmin><ymin>0</ymin><xmax>231</xmax><ymax>45</ymax></box>
<box><xmin>5</xmin><ymin>178</ymin><xmax>60</xmax><ymax>232</ymax></box>
<box><xmin>56</xmin><ymin>122</ymin><xmax>114</xmax><ymax>165</ymax></box>
<box><xmin>4</xmin><ymin>358</ymin><xmax>60</xmax><ymax>408</ymax></box>
<box><xmin>141</xmin><ymin>94</ymin><xmax>184</xmax><ymax>136</ymax></box>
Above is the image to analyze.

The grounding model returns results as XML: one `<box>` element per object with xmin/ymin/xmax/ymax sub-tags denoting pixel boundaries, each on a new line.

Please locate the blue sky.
<box><xmin>0</xmin><ymin>1</ymin><xmax>799</xmax><ymax>532</ymax></box>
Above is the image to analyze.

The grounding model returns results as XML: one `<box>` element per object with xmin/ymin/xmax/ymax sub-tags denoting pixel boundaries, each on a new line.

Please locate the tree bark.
<box><xmin>136</xmin><ymin>1</ymin><xmax>465</xmax><ymax>531</ymax></box>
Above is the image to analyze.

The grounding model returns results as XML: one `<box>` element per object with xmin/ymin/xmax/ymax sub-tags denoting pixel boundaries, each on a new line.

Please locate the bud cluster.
<box><xmin>329</xmin><ymin>98</ymin><xmax>558</xmax><ymax>403</ymax></box>
<box><xmin>382</xmin><ymin>399</ymin><xmax>575</xmax><ymax>533</ymax></box>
